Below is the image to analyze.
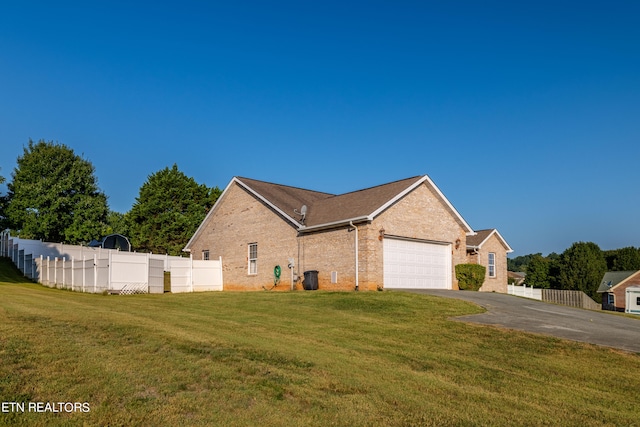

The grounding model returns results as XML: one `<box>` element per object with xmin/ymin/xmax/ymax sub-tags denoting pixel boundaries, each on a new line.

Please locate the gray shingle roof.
<box><xmin>597</xmin><ymin>270</ymin><xmax>640</xmax><ymax>293</ymax></box>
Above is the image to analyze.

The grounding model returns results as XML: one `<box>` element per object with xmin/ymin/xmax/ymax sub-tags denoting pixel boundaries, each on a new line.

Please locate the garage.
<box><xmin>383</xmin><ymin>238</ymin><xmax>452</xmax><ymax>289</ymax></box>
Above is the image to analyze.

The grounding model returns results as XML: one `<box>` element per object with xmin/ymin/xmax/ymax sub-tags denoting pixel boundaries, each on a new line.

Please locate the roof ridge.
<box><xmin>328</xmin><ymin>175</ymin><xmax>425</xmax><ymax>197</ymax></box>
<box><xmin>236</xmin><ymin>176</ymin><xmax>335</xmax><ymax>197</ymax></box>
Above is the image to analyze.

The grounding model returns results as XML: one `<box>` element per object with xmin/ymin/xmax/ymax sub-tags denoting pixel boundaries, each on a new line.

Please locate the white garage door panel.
<box><xmin>384</xmin><ymin>238</ymin><xmax>451</xmax><ymax>289</ymax></box>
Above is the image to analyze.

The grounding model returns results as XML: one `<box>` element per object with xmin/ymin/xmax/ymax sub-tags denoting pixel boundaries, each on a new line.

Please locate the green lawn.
<box><xmin>0</xmin><ymin>258</ymin><xmax>638</xmax><ymax>426</ymax></box>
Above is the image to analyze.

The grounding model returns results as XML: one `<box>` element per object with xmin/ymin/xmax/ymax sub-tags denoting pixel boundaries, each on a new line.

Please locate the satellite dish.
<box><xmin>294</xmin><ymin>205</ymin><xmax>308</xmax><ymax>223</ymax></box>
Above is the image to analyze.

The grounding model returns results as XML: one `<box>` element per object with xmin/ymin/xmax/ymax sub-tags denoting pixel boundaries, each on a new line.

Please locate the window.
<box><xmin>488</xmin><ymin>253</ymin><xmax>496</xmax><ymax>277</ymax></box>
<box><xmin>636</xmin><ymin>297</ymin><xmax>640</xmax><ymax>306</ymax></box>
<box><xmin>608</xmin><ymin>294</ymin><xmax>615</xmax><ymax>305</ymax></box>
<box><xmin>202</xmin><ymin>250</ymin><xmax>209</xmax><ymax>260</ymax></box>
<box><xmin>248</xmin><ymin>243</ymin><xmax>258</xmax><ymax>275</ymax></box>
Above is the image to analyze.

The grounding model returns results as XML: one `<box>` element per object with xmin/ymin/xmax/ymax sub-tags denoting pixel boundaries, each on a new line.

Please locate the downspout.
<box><xmin>350</xmin><ymin>221</ymin><xmax>359</xmax><ymax>291</ymax></box>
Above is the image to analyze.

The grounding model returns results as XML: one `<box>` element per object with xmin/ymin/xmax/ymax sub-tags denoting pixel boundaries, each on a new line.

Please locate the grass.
<box><xmin>0</xmin><ymin>257</ymin><xmax>638</xmax><ymax>426</ymax></box>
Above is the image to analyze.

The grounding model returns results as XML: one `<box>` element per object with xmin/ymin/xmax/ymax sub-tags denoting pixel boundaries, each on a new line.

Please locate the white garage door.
<box><xmin>383</xmin><ymin>238</ymin><xmax>452</xmax><ymax>289</ymax></box>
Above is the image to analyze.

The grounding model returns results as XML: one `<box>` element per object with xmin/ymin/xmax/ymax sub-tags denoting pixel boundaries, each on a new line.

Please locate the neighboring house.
<box><xmin>508</xmin><ymin>271</ymin><xmax>526</xmax><ymax>286</ymax></box>
<box><xmin>184</xmin><ymin>175</ymin><xmax>513</xmax><ymax>292</ymax></box>
<box><xmin>466</xmin><ymin>229</ymin><xmax>514</xmax><ymax>292</ymax></box>
<box><xmin>598</xmin><ymin>270</ymin><xmax>640</xmax><ymax>313</ymax></box>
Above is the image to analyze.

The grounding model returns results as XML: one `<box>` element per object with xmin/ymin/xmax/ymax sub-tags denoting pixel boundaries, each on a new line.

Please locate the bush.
<box><xmin>455</xmin><ymin>264</ymin><xmax>486</xmax><ymax>291</ymax></box>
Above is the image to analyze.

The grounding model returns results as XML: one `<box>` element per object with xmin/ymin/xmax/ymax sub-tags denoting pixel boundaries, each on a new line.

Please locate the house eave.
<box><xmin>298</xmin><ymin>216</ymin><xmax>371</xmax><ymax>233</ymax></box>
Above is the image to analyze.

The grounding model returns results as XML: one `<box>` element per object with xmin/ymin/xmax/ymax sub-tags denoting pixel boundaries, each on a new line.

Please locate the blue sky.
<box><xmin>1</xmin><ymin>1</ymin><xmax>639</xmax><ymax>257</ymax></box>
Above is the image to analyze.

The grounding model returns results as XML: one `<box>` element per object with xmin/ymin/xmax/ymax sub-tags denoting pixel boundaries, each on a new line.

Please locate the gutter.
<box><xmin>349</xmin><ymin>221</ymin><xmax>359</xmax><ymax>291</ymax></box>
<box><xmin>297</xmin><ymin>216</ymin><xmax>370</xmax><ymax>233</ymax></box>
<box><xmin>467</xmin><ymin>245</ymin><xmax>480</xmax><ymax>254</ymax></box>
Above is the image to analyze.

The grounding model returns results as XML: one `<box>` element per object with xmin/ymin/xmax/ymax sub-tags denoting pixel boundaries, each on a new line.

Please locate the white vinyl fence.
<box><xmin>507</xmin><ymin>284</ymin><xmax>542</xmax><ymax>300</ymax></box>
<box><xmin>1</xmin><ymin>230</ymin><xmax>223</xmax><ymax>294</ymax></box>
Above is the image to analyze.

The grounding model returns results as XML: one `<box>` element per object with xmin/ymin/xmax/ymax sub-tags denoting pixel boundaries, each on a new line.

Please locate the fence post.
<box><xmin>147</xmin><ymin>252</ymin><xmax>151</xmax><ymax>293</ymax></box>
<box><xmin>94</xmin><ymin>254</ymin><xmax>98</xmax><ymax>293</ymax></box>
<box><xmin>108</xmin><ymin>250</ymin><xmax>112</xmax><ymax>293</ymax></box>
<box><xmin>190</xmin><ymin>254</ymin><xmax>194</xmax><ymax>293</ymax></box>
<box><xmin>219</xmin><ymin>256</ymin><xmax>223</xmax><ymax>290</ymax></box>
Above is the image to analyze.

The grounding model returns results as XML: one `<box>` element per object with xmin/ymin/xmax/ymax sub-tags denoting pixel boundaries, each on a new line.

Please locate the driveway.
<box><xmin>400</xmin><ymin>290</ymin><xmax>640</xmax><ymax>353</ymax></box>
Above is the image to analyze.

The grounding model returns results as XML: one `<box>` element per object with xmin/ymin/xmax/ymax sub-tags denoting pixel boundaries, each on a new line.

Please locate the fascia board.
<box><xmin>473</xmin><ymin>229</ymin><xmax>514</xmax><ymax>254</ymax></box>
<box><xmin>493</xmin><ymin>229</ymin><xmax>514</xmax><ymax>253</ymax></box>
<box><xmin>234</xmin><ymin>177</ymin><xmax>303</xmax><ymax>228</ymax></box>
<box><xmin>475</xmin><ymin>232</ymin><xmax>493</xmax><ymax>249</ymax></box>
<box><xmin>298</xmin><ymin>216</ymin><xmax>370</xmax><ymax>233</ymax></box>
<box><xmin>370</xmin><ymin>175</ymin><xmax>474</xmax><ymax>233</ymax></box>
<box><xmin>183</xmin><ymin>177</ymin><xmax>237</xmax><ymax>251</ymax></box>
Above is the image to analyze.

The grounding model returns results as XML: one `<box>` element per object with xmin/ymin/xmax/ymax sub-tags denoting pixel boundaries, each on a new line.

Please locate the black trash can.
<box><xmin>303</xmin><ymin>270</ymin><xmax>319</xmax><ymax>290</ymax></box>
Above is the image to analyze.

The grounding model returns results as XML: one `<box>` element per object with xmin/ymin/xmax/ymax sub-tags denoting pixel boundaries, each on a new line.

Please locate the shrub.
<box><xmin>455</xmin><ymin>264</ymin><xmax>486</xmax><ymax>291</ymax></box>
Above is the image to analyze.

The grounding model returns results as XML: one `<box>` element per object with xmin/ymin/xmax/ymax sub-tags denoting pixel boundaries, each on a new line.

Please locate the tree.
<box><xmin>507</xmin><ymin>254</ymin><xmax>536</xmax><ymax>272</ymax></box>
<box><xmin>105</xmin><ymin>210</ymin><xmax>128</xmax><ymax>236</ymax></box>
<box><xmin>5</xmin><ymin>140</ymin><xmax>108</xmax><ymax>243</ymax></box>
<box><xmin>525</xmin><ymin>254</ymin><xmax>551</xmax><ymax>288</ymax></box>
<box><xmin>557</xmin><ymin>242</ymin><xmax>606</xmax><ymax>302</ymax></box>
<box><xmin>0</xmin><ymin>169</ymin><xmax>6</xmax><ymax>229</ymax></box>
<box><xmin>126</xmin><ymin>164</ymin><xmax>220</xmax><ymax>255</ymax></box>
<box><xmin>611</xmin><ymin>247</ymin><xmax>640</xmax><ymax>271</ymax></box>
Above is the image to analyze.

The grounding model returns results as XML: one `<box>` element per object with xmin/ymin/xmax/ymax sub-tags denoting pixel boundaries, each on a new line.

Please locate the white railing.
<box><xmin>507</xmin><ymin>284</ymin><xmax>542</xmax><ymax>300</ymax></box>
<box><xmin>1</xmin><ymin>230</ymin><xmax>223</xmax><ymax>294</ymax></box>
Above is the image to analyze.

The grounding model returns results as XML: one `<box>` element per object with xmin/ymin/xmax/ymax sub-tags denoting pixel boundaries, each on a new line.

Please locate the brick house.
<box><xmin>466</xmin><ymin>229</ymin><xmax>513</xmax><ymax>292</ymax></box>
<box><xmin>184</xmin><ymin>175</ymin><xmax>513</xmax><ymax>292</ymax></box>
<box><xmin>598</xmin><ymin>271</ymin><xmax>640</xmax><ymax>313</ymax></box>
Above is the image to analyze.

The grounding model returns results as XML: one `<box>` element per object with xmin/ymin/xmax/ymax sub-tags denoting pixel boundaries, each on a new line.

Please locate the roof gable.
<box><xmin>466</xmin><ymin>229</ymin><xmax>514</xmax><ymax>253</ymax></box>
<box><xmin>235</xmin><ymin>177</ymin><xmax>334</xmax><ymax>227</ymax></box>
<box><xmin>303</xmin><ymin>176</ymin><xmax>425</xmax><ymax>227</ymax></box>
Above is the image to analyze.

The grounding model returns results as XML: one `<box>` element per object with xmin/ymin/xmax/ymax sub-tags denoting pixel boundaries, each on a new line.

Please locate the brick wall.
<box><xmin>370</xmin><ymin>183</ymin><xmax>469</xmax><ymax>290</ymax></box>
<box><xmin>612</xmin><ymin>276</ymin><xmax>640</xmax><ymax>311</ymax></box>
<box><xmin>468</xmin><ymin>234</ymin><xmax>508</xmax><ymax>293</ymax></box>
<box><xmin>188</xmin><ymin>184</ymin><xmax>300</xmax><ymax>291</ymax></box>
<box><xmin>189</xmin><ymin>181</ymin><xmax>473</xmax><ymax>291</ymax></box>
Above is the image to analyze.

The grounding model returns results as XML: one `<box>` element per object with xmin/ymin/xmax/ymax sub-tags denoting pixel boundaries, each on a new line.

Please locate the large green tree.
<box><xmin>609</xmin><ymin>247</ymin><xmax>640</xmax><ymax>271</ymax></box>
<box><xmin>557</xmin><ymin>242</ymin><xmax>606</xmax><ymax>301</ymax></box>
<box><xmin>5</xmin><ymin>140</ymin><xmax>108</xmax><ymax>243</ymax></box>
<box><xmin>0</xmin><ymin>169</ymin><xmax>6</xmax><ymax>229</ymax></box>
<box><xmin>105</xmin><ymin>210</ymin><xmax>128</xmax><ymax>236</ymax></box>
<box><xmin>525</xmin><ymin>254</ymin><xmax>551</xmax><ymax>288</ymax></box>
<box><xmin>126</xmin><ymin>164</ymin><xmax>220</xmax><ymax>255</ymax></box>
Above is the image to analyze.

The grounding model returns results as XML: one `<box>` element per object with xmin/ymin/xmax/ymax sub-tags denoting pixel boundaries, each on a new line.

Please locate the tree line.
<box><xmin>0</xmin><ymin>139</ymin><xmax>221</xmax><ymax>256</ymax></box>
<box><xmin>508</xmin><ymin>244</ymin><xmax>640</xmax><ymax>303</ymax></box>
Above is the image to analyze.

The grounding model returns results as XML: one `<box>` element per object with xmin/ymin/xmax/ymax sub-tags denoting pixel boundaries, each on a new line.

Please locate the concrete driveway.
<box><xmin>399</xmin><ymin>289</ymin><xmax>640</xmax><ymax>353</ymax></box>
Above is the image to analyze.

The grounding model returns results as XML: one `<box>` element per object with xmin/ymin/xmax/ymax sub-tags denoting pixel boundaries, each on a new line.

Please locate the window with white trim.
<box><xmin>608</xmin><ymin>293</ymin><xmax>615</xmax><ymax>305</ymax></box>
<box><xmin>202</xmin><ymin>250</ymin><xmax>210</xmax><ymax>260</ymax></box>
<box><xmin>248</xmin><ymin>243</ymin><xmax>258</xmax><ymax>275</ymax></box>
<box><xmin>488</xmin><ymin>253</ymin><xmax>496</xmax><ymax>278</ymax></box>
